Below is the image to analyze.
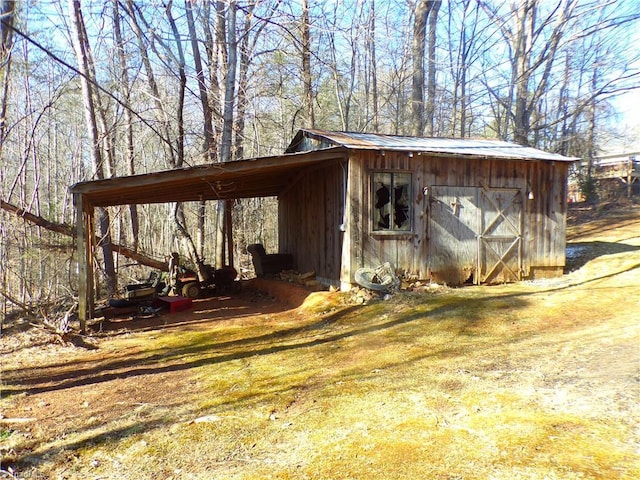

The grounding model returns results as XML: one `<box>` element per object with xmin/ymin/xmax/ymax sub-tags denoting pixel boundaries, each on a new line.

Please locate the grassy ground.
<box><xmin>1</xmin><ymin>202</ymin><xmax>639</xmax><ymax>479</ymax></box>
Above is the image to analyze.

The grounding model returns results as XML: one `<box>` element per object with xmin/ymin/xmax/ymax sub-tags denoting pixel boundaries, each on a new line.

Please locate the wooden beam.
<box><xmin>75</xmin><ymin>193</ymin><xmax>93</xmax><ymax>332</ymax></box>
<box><xmin>225</xmin><ymin>199</ymin><xmax>234</xmax><ymax>268</ymax></box>
<box><xmin>340</xmin><ymin>155</ymin><xmax>358</xmax><ymax>290</ymax></box>
<box><xmin>68</xmin><ymin>148</ymin><xmax>349</xmax><ymax>207</ymax></box>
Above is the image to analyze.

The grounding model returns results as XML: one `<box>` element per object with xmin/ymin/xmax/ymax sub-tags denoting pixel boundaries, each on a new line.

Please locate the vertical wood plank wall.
<box><xmin>280</xmin><ymin>149</ymin><xmax>569</xmax><ymax>286</ymax></box>
<box><xmin>279</xmin><ymin>160</ymin><xmax>346</xmax><ymax>285</ymax></box>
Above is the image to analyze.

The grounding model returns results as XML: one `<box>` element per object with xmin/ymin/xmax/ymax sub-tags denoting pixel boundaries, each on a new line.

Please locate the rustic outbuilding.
<box><xmin>71</xmin><ymin>128</ymin><xmax>577</xmax><ymax>325</ymax></box>
<box><xmin>281</xmin><ymin>129</ymin><xmax>578</xmax><ymax>288</ymax></box>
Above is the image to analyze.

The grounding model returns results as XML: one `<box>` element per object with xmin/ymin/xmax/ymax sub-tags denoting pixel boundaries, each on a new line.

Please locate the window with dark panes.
<box><xmin>372</xmin><ymin>172</ymin><xmax>411</xmax><ymax>232</ymax></box>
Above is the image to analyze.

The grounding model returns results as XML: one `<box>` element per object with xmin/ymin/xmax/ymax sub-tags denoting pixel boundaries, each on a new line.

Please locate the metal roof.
<box><xmin>70</xmin><ymin>148</ymin><xmax>348</xmax><ymax>207</ymax></box>
<box><xmin>287</xmin><ymin>129</ymin><xmax>579</xmax><ymax>162</ymax></box>
<box><xmin>71</xmin><ymin>129</ymin><xmax>579</xmax><ymax>208</ymax></box>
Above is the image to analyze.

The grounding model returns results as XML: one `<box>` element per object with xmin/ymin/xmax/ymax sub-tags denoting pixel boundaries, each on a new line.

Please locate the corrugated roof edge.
<box><xmin>287</xmin><ymin>128</ymin><xmax>580</xmax><ymax>163</ymax></box>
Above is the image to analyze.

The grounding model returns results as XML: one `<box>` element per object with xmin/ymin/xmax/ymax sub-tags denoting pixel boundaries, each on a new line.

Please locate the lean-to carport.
<box><xmin>70</xmin><ymin>148</ymin><xmax>348</xmax><ymax>330</ymax></box>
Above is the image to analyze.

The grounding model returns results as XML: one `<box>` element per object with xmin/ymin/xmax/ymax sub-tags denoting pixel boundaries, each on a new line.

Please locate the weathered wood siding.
<box><xmin>279</xmin><ymin>143</ymin><xmax>569</xmax><ymax>286</ymax></box>
<box><xmin>279</xmin><ymin>161</ymin><xmax>346</xmax><ymax>285</ymax></box>
<box><xmin>342</xmin><ymin>150</ymin><xmax>569</xmax><ymax>285</ymax></box>
<box><xmin>428</xmin><ymin>186</ymin><xmax>481</xmax><ymax>284</ymax></box>
<box><xmin>526</xmin><ymin>160</ymin><xmax>570</xmax><ymax>272</ymax></box>
<box><xmin>342</xmin><ymin>151</ymin><xmax>424</xmax><ymax>284</ymax></box>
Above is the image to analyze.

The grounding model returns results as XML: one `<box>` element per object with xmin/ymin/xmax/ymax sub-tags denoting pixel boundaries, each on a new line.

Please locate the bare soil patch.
<box><xmin>1</xmin><ymin>201</ymin><xmax>639</xmax><ymax>479</ymax></box>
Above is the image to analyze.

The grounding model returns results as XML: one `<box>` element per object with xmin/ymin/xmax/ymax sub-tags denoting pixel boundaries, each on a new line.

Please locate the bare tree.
<box><xmin>425</xmin><ymin>0</ymin><xmax>441</xmax><ymax>136</ymax></box>
<box><xmin>480</xmin><ymin>0</ymin><xmax>577</xmax><ymax>145</ymax></box>
<box><xmin>366</xmin><ymin>0</ymin><xmax>379</xmax><ymax>131</ymax></box>
<box><xmin>235</xmin><ymin>1</ymin><xmax>280</xmax><ymax>156</ymax></box>
<box><xmin>324</xmin><ymin>1</ymin><xmax>360</xmax><ymax>131</ymax></box>
<box><xmin>447</xmin><ymin>1</ymin><xmax>478</xmax><ymax>137</ymax></box>
<box><xmin>411</xmin><ymin>0</ymin><xmax>435</xmax><ymax>136</ymax></box>
<box><xmin>0</xmin><ymin>0</ymin><xmax>15</xmax><ymax>165</ymax></box>
<box><xmin>0</xmin><ymin>0</ymin><xmax>13</xmax><ymax>320</ymax></box>
<box><xmin>301</xmin><ymin>0</ymin><xmax>315</xmax><ymax>128</ymax></box>
<box><xmin>68</xmin><ymin>0</ymin><xmax>116</xmax><ymax>296</ymax></box>
<box><xmin>112</xmin><ymin>0</ymin><xmax>139</xmax><ymax>251</ymax></box>
<box><xmin>186</xmin><ymin>0</ymin><xmax>216</xmax><ymax>165</ymax></box>
<box><xmin>185</xmin><ymin>0</ymin><xmax>210</xmax><ymax>258</ymax></box>
<box><xmin>123</xmin><ymin>0</ymin><xmax>179</xmax><ymax>169</ymax></box>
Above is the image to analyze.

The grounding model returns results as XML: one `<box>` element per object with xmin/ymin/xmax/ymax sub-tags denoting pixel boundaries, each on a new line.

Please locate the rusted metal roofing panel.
<box><xmin>289</xmin><ymin>128</ymin><xmax>579</xmax><ymax>162</ymax></box>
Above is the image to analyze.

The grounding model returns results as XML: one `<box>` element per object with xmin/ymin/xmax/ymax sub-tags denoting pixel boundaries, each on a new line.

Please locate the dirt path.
<box><xmin>1</xmin><ymin>284</ymin><xmax>314</xmax><ymax>468</ymax></box>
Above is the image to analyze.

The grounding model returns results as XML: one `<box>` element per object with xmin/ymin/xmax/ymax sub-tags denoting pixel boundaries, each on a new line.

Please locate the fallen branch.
<box><xmin>0</xmin><ymin>288</ymin><xmax>36</xmax><ymax>316</ymax></box>
<box><xmin>1</xmin><ymin>199</ymin><xmax>168</xmax><ymax>271</ymax></box>
<box><xmin>1</xmin><ymin>199</ymin><xmax>74</xmax><ymax>236</ymax></box>
<box><xmin>39</xmin><ymin>302</ymin><xmax>76</xmax><ymax>335</ymax></box>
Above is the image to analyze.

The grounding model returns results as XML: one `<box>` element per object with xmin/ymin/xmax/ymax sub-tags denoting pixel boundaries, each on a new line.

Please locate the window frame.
<box><xmin>371</xmin><ymin>171</ymin><xmax>413</xmax><ymax>234</ymax></box>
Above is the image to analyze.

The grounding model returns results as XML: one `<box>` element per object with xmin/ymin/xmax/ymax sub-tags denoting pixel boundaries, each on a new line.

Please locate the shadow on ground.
<box><xmin>565</xmin><ymin>241</ymin><xmax>640</xmax><ymax>273</ymax></box>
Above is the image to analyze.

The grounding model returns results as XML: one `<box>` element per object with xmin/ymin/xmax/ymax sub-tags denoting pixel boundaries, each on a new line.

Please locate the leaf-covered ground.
<box><xmin>1</xmin><ymin>201</ymin><xmax>639</xmax><ymax>479</ymax></box>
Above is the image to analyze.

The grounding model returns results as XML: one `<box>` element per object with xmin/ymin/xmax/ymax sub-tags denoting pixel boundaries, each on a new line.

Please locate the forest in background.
<box><xmin>0</xmin><ymin>0</ymin><xmax>639</xmax><ymax>321</ymax></box>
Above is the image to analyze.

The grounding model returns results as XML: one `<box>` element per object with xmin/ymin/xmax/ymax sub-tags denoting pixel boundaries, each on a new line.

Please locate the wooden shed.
<box><xmin>281</xmin><ymin>129</ymin><xmax>578</xmax><ymax>288</ymax></box>
<box><xmin>71</xmin><ymin>128</ymin><xmax>577</xmax><ymax>324</ymax></box>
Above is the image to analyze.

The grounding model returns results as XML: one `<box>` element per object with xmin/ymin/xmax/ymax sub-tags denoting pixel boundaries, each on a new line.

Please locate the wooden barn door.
<box><xmin>428</xmin><ymin>186</ymin><xmax>523</xmax><ymax>285</ymax></box>
<box><xmin>428</xmin><ymin>186</ymin><xmax>479</xmax><ymax>285</ymax></box>
<box><xmin>477</xmin><ymin>188</ymin><xmax>523</xmax><ymax>284</ymax></box>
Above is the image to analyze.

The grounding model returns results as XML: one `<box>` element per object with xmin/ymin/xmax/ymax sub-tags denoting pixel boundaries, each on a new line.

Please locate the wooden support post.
<box><xmin>628</xmin><ymin>157</ymin><xmax>632</xmax><ymax>198</ymax></box>
<box><xmin>75</xmin><ymin>194</ymin><xmax>94</xmax><ymax>332</ymax></box>
<box><xmin>225</xmin><ymin>199</ymin><xmax>234</xmax><ymax>268</ymax></box>
<box><xmin>340</xmin><ymin>160</ymin><xmax>355</xmax><ymax>291</ymax></box>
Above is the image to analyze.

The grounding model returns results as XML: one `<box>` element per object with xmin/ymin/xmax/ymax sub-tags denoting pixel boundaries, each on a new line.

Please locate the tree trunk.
<box><xmin>215</xmin><ymin>1</ymin><xmax>237</xmax><ymax>266</ymax></box>
<box><xmin>68</xmin><ymin>0</ymin><xmax>116</xmax><ymax>296</ymax></box>
<box><xmin>185</xmin><ymin>1</ymin><xmax>214</xmax><ymax>259</ymax></box>
<box><xmin>426</xmin><ymin>1</ymin><xmax>441</xmax><ymax>136</ymax></box>
<box><xmin>0</xmin><ymin>0</ymin><xmax>14</xmax><ymax>57</ymax></box>
<box><xmin>112</xmin><ymin>0</ymin><xmax>139</xmax><ymax>251</ymax></box>
<box><xmin>185</xmin><ymin>0</ymin><xmax>216</xmax><ymax>164</ymax></box>
<box><xmin>0</xmin><ymin>0</ymin><xmax>15</xmax><ymax>161</ymax></box>
<box><xmin>584</xmin><ymin>54</ymin><xmax>600</xmax><ymax>204</ymax></box>
<box><xmin>494</xmin><ymin>0</ymin><xmax>576</xmax><ymax>146</ymax></box>
<box><xmin>221</xmin><ymin>2</ymin><xmax>237</xmax><ymax>164</ymax></box>
<box><xmin>124</xmin><ymin>0</ymin><xmax>177</xmax><ymax>168</ymax></box>
<box><xmin>301</xmin><ymin>0</ymin><xmax>315</xmax><ymax>128</ymax></box>
<box><xmin>235</xmin><ymin>3</ymin><xmax>253</xmax><ymax>160</ymax></box>
<box><xmin>166</xmin><ymin>1</ymin><xmax>209</xmax><ymax>275</ymax></box>
<box><xmin>411</xmin><ymin>0</ymin><xmax>433</xmax><ymax>136</ymax></box>
<box><xmin>512</xmin><ymin>0</ymin><xmax>533</xmax><ymax>146</ymax></box>
<box><xmin>234</xmin><ymin>0</ymin><xmax>275</xmax><ymax>157</ymax></box>
<box><xmin>367</xmin><ymin>1</ymin><xmax>379</xmax><ymax>131</ymax></box>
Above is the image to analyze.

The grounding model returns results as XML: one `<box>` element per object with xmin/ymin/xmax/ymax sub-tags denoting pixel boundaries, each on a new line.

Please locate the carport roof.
<box><xmin>69</xmin><ymin>147</ymin><xmax>348</xmax><ymax>207</ymax></box>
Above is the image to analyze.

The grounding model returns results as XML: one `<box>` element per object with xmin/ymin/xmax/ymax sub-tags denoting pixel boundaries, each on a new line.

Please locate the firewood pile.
<box><xmin>276</xmin><ymin>270</ymin><xmax>325</xmax><ymax>290</ymax></box>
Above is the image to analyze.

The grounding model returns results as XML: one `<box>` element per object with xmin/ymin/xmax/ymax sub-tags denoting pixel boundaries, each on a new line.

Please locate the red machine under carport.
<box><xmin>112</xmin><ymin>252</ymin><xmax>238</xmax><ymax>316</ymax></box>
<box><xmin>166</xmin><ymin>252</ymin><xmax>239</xmax><ymax>299</ymax></box>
